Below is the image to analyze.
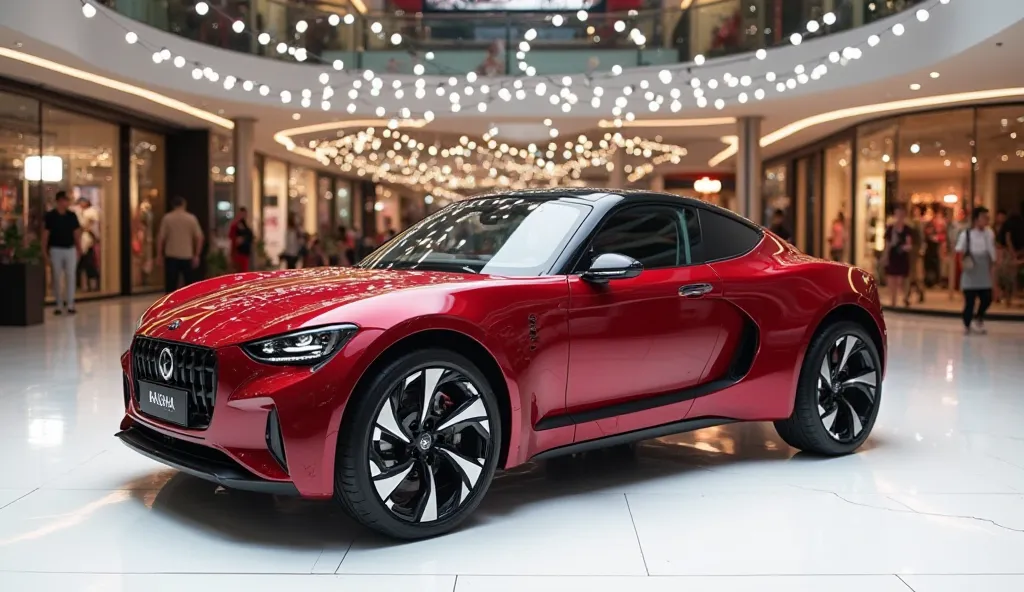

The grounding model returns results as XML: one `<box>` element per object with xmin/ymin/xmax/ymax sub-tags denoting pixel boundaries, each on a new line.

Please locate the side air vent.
<box><xmin>265</xmin><ymin>407</ymin><xmax>288</xmax><ymax>473</ymax></box>
<box><xmin>727</xmin><ymin>317</ymin><xmax>760</xmax><ymax>380</ymax></box>
<box><xmin>123</xmin><ymin>373</ymin><xmax>131</xmax><ymax>410</ymax></box>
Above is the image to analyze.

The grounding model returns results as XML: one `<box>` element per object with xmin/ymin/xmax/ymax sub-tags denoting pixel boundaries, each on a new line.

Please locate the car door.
<box><xmin>565</xmin><ymin>203</ymin><xmax>728</xmax><ymax>422</ymax></box>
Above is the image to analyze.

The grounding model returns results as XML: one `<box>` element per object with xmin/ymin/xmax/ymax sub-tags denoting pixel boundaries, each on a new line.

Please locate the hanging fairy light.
<box><xmin>76</xmin><ymin>0</ymin><xmax>948</xmax><ymax>124</ymax></box>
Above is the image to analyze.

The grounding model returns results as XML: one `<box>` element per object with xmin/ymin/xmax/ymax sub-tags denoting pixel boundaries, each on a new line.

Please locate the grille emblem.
<box><xmin>168</xmin><ymin>319</ymin><xmax>181</xmax><ymax>330</ymax></box>
<box><xmin>158</xmin><ymin>347</ymin><xmax>174</xmax><ymax>381</ymax></box>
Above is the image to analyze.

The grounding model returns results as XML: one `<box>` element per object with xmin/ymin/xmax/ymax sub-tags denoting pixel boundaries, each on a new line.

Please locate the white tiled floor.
<box><xmin>1</xmin><ymin>297</ymin><xmax>1023</xmax><ymax>591</ymax></box>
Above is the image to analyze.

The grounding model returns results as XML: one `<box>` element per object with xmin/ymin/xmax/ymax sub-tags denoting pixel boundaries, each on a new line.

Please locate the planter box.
<box><xmin>0</xmin><ymin>263</ymin><xmax>45</xmax><ymax>326</ymax></box>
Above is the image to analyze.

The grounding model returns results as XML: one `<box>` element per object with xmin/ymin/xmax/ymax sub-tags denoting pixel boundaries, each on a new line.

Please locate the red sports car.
<box><xmin>119</xmin><ymin>189</ymin><xmax>886</xmax><ymax>539</ymax></box>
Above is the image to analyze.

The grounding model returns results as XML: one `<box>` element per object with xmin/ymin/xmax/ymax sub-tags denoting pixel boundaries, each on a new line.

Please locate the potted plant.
<box><xmin>0</xmin><ymin>224</ymin><xmax>45</xmax><ymax>326</ymax></box>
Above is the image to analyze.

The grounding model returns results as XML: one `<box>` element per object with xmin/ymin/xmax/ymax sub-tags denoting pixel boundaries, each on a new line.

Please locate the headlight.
<box><xmin>243</xmin><ymin>324</ymin><xmax>357</xmax><ymax>366</ymax></box>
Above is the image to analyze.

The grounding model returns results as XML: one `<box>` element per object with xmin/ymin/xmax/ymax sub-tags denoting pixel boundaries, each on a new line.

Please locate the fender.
<box><xmin>320</xmin><ymin>314</ymin><xmax>526</xmax><ymax>490</ymax></box>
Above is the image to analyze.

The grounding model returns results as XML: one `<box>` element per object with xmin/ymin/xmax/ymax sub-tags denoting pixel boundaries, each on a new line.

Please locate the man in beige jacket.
<box><xmin>157</xmin><ymin>196</ymin><xmax>205</xmax><ymax>293</ymax></box>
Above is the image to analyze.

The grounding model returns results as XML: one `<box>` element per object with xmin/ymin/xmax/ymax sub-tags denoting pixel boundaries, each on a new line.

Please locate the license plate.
<box><xmin>137</xmin><ymin>381</ymin><xmax>190</xmax><ymax>427</ymax></box>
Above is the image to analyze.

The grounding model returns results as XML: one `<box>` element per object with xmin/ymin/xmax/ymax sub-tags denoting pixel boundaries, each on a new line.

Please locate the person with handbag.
<box><xmin>955</xmin><ymin>206</ymin><xmax>998</xmax><ymax>334</ymax></box>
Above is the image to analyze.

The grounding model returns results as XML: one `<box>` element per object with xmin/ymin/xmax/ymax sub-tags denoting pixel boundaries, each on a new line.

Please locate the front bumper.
<box><xmin>116</xmin><ymin>422</ymin><xmax>299</xmax><ymax>495</ymax></box>
<box><xmin>119</xmin><ymin>330</ymin><xmax>381</xmax><ymax>498</ymax></box>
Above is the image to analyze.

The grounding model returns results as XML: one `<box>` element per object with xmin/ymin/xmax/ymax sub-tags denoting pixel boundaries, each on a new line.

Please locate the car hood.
<box><xmin>137</xmin><ymin>267</ymin><xmax>480</xmax><ymax>348</ymax></box>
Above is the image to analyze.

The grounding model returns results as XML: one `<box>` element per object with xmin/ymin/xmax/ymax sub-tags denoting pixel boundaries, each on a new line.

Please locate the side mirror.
<box><xmin>581</xmin><ymin>253</ymin><xmax>643</xmax><ymax>283</ymax></box>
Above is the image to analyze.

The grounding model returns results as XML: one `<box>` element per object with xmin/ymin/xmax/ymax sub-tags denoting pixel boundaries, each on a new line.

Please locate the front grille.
<box><xmin>131</xmin><ymin>337</ymin><xmax>218</xmax><ymax>429</ymax></box>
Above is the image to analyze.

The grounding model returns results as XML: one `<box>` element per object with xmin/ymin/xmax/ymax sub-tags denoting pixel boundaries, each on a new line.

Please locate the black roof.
<box><xmin>464</xmin><ymin>188</ymin><xmax>760</xmax><ymax>231</ymax></box>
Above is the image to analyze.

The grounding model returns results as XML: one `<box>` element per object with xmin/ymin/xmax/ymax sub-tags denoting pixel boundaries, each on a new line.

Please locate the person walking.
<box><xmin>883</xmin><ymin>204</ymin><xmax>914</xmax><ymax>308</ymax></box>
<box><xmin>42</xmin><ymin>191</ymin><xmax>82</xmax><ymax>315</ymax></box>
<box><xmin>955</xmin><ymin>206</ymin><xmax>998</xmax><ymax>335</ymax></box>
<box><xmin>228</xmin><ymin>206</ymin><xmax>254</xmax><ymax>272</ymax></box>
<box><xmin>828</xmin><ymin>211</ymin><xmax>847</xmax><ymax>262</ymax></box>
<box><xmin>75</xmin><ymin>196</ymin><xmax>101</xmax><ymax>292</ymax></box>
<box><xmin>157</xmin><ymin>196</ymin><xmax>204</xmax><ymax>293</ymax></box>
<box><xmin>282</xmin><ymin>214</ymin><xmax>300</xmax><ymax>269</ymax></box>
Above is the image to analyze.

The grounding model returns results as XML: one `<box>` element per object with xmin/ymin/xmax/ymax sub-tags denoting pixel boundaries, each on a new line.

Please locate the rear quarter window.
<box><xmin>697</xmin><ymin>209</ymin><xmax>763</xmax><ymax>262</ymax></box>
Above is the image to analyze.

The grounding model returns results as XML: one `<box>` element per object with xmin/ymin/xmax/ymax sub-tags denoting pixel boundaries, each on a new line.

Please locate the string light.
<box><xmin>75</xmin><ymin>0</ymin><xmax>948</xmax><ymax>161</ymax></box>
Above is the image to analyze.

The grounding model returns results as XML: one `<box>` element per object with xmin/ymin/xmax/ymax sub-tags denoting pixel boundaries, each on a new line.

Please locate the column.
<box><xmin>166</xmin><ymin>129</ymin><xmax>212</xmax><ymax>277</ymax></box>
<box><xmin>649</xmin><ymin>174</ymin><xmax>665</xmax><ymax>192</ymax></box>
<box><xmin>735</xmin><ymin>116</ymin><xmax>763</xmax><ymax>223</ymax></box>
<box><xmin>232</xmin><ymin>117</ymin><xmax>256</xmax><ymax>213</ymax></box>
<box><xmin>608</xmin><ymin>148</ymin><xmax>625</xmax><ymax>189</ymax></box>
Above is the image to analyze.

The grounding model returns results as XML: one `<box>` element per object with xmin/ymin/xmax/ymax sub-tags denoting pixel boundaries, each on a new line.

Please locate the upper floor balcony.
<box><xmin>101</xmin><ymin>0</ymin><xmax>928</xmax><ymax>76</ymax></box>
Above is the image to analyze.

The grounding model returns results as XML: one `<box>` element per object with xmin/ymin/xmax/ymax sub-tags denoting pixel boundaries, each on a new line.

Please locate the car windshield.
<box><xmin>358</xmin><ymin>196</ymin><xmax>589</xmax><ymax>276</ymax></box>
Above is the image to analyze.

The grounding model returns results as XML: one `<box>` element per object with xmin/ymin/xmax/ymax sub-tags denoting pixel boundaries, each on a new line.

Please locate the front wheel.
<box><xmin>335</xmin><ymin>349</ymin><xmax>502</xmax><ymax>539</ymax></box>
<box><xmin>774</xmin><ymin>321</ymin><xmax>882</xmax><ymax>456</ymax></box>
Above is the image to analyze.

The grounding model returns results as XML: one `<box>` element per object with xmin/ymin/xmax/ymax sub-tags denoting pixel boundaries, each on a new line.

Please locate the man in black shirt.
<box><xmin>42</xmin><ymin>191</ymin><xmax>82</xmax><ymax>315</ymax></box>
<box><xmin>769</xmin><ymin>208</ymin><xmax>793</xmax><ymax>243</ymax></box>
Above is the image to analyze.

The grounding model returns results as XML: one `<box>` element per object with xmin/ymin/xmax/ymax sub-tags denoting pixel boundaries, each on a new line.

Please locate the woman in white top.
<box><xmin>954</xmin><ymin>206</ymin><xmax>998</xmax><ymax>334</ymax></box>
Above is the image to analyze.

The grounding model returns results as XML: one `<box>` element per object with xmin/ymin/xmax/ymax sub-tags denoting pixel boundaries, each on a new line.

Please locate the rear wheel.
<box><xmin>335</xmin><ymin>349</ymin><xmax>501</xmax><ymax>539</ymax></box>
<box><xmin>774</xmin><ymin>321</ymin><xmax>882</xmax><ymax>455</ymax></box>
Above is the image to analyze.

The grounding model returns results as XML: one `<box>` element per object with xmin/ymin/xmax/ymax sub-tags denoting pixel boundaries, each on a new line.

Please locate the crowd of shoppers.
<box><xmin>875</xmin><ymin>199</ymin><xmax>1024</xmax><ymax>330</ymax></box>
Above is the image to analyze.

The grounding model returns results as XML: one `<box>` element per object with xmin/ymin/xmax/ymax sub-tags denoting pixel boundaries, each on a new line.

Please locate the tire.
<box><xmin>335</xmin><ymin>348</ymin><xmax>502</xmax><ymax>539</ymax></box>
<box><xmin>774</xmin><ymin>320</ymin><xmax>882</xmax><ymax>456</ymax></box>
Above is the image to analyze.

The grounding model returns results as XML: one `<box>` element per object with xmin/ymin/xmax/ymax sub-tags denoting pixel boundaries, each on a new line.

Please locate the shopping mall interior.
<box><xmin>1</xmin><ymin>0</ymin><xmax>1023</xmax><ymax>590</ymax></box>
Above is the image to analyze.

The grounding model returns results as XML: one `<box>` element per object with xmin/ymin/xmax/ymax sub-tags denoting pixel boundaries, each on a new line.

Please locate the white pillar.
<box><xmin>232</xmin><ymin>117</ymin><xmax>256</xmax><ymax>213</ymax></box>
<box><xmin>608</xmin><ymin>148</ymin><xmax>625</xmax><ymax>188</ymax></box>
<box><xmin>735</xmin><ymin>116</ymin><xmax>763</xmax><ymax>223</ymax></box>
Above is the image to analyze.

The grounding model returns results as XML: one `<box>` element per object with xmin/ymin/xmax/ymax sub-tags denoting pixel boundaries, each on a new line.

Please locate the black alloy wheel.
<box><xmin>774</xmin><ymin>321</ymin><xmax>882</xmax><ymax>456</ymax></box>
<box><xmin>335</xmin><ymin>349</ymin><xmax>501</xmax><ymax>539</ymax></box>
<box><xmin>816</xmin><ymin>334</ymin><xmax>878</xmax><ymax>443</ymax></box>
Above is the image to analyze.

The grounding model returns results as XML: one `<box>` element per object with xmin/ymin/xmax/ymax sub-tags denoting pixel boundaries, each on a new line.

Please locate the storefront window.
<box><xmin>129</xmin><ymin>129</ymin><xmax>166</xmax><ymax>292</ymax></box>
<box><xmin>0</xmin><ymin>91</ymin><xmax>40</xmax><ymax>241</ymax></box>
<box><xmin>823</xmin><ymin>140</ymin><xmax>852</xmax><ymax>262</ymax></box>
<box><xmin>763</xmin><ymin>163</ymin><xmax>792</xmax><ymax>242</ymax></box>
<box><xmin>262</xmin><ymin>158</ymin><xmax>288</xmax><ymax>264</ymax></box>
<box><xmin>289</xmin><ymin>166</ymin><xmax>317</xmax><ymax>236</ymax></box>
<box><xmin>42</xmin><ymin>106</ymin><xmax>121</xmax><ymax>298</ymax></box>
<box><xmin>974</xmin><ymin>107</ymin><xmax>1024</xmax><ymax>218</ymax></box>
<box><xmin>336</xmin><ymin>180</ymin><xmax>352</xmax><ymax>231</ymax></box>
<box><xmin>317</xmin><ymin>175</ymin><xmax>334</xmax><ymax>238</ymax></box>
<box><xmin>897</xmin><ymin>109</ymin><xmax>973</xmax><ymax>288</ymax></box>
<box><xmin>211</xmin><ymin>134</ymin><xmax>234</xmax><ymax>251</ymax></box>
<box><xmin>794</xmin><ymin>153</ymin><xmax>821</xmax><ymax>256</ymax></box>
<box><xmin>855</xmin><ymin>120</ymin><xmax>897</xmax><ymax>273</ymax></box>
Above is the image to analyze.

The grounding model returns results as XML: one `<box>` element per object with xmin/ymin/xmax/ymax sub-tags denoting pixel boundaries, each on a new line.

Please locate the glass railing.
<box><xmin>103</xmin><ymin>0</ymin><xmax>928</xmax><ymax>75</ymax></box>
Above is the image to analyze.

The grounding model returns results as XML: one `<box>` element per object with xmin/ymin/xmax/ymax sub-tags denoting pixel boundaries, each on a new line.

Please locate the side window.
<box><xmin>590</xmin><ymin>206</ymin><xmax>682</xmax><ymax>269</ymax></box>
<box><xmin>680</xmin><ymin>206</ymin><xmax>702</xmax><ymax>264</ymax></box>
<box><xmin>697</xmin><ymin>209</ymin><xmax>763</xmax><ymax>262</ymax></box>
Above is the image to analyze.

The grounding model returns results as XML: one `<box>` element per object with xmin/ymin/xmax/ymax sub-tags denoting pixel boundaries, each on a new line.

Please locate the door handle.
<box><xmin>679</xmin><ymin>283</ymin><xmax>714</xmax><ymax>298</ymax></box>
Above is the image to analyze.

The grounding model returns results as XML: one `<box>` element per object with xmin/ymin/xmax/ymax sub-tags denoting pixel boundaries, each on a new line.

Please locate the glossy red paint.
<box><xmin>121</xmin><ymin>212</ymin><xmax>885</xmax><ymax>500</ymax></box>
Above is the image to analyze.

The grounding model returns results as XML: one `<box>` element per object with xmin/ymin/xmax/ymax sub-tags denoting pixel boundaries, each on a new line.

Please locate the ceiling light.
<box><xmin>0</xmin><ymin>47</ymin><xmax>232</xmax><ymax>129</ymax></box>
<box><xmin>195</xmin><ymin>2</ymin><xmax>209</xmax><ymax>15</ymax></box>
<box><xmin>930</xmin><ymin>72</ymin><xmax>940</xmax><ymax>78</ymax></box>
<box><xmin>708</xmin><ymin>87</ymin><xmax>1024</xmax><ymax>167</ymax></box>
<box><xmin>82</xmin><ymin>3</ymin><xmax>96</xmax><ymax>18</ymax></box>
<box><xmin>910</xmin><ymin>83</ymin><xmax>921</xmax><ymax>90</ymax></box>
